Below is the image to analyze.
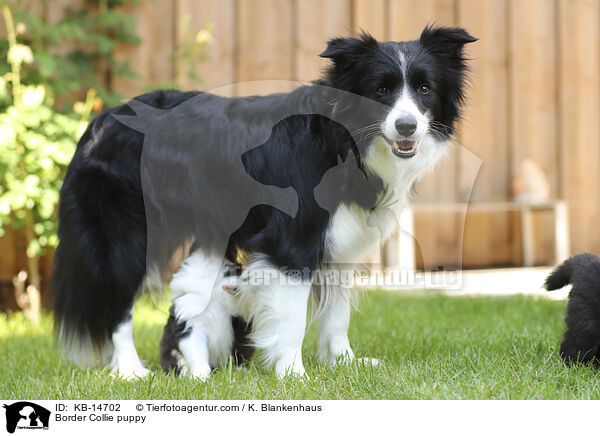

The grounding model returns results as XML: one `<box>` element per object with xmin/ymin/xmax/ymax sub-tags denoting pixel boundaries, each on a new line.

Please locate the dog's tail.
<box><xmin>52</xmin><ymin>110</ymin><xmax>149</xmax><ymax>367</ymax></box>
<box><xmin>545</xmin><ymin>253</ymin><xmax>599</xmax><ymax>291</ymax></box>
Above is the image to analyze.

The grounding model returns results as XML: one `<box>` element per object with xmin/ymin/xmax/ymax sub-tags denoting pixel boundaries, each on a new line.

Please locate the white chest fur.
<box><xmin>324</xmin><ymin>135</ymin><xmax>447</xmax><ymax>265</ymax></box>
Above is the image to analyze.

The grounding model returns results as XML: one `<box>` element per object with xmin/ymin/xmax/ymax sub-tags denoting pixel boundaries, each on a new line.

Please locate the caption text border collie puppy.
<box><xmin>52</xmin><ymin>26</ymin><xmax>476</xmax><ymax>379</ymax></box>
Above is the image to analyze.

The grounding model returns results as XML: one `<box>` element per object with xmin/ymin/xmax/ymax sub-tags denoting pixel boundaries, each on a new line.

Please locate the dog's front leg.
<box><xmin>317</xmin><ymin>287</ymin><xmax>355</xmax><ymax>365</ymax></box>
<box><xmin>317</xmin><ymin>288</ymin><xmax>380</xmax><ymax>367</ymax></box>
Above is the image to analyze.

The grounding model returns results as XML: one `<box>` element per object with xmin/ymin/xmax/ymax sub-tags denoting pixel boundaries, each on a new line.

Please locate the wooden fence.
<box><xmin>106</xmin><ymin>0</ymin><xmax>600</xmax><ymax>269</ymax></box>
<box><xmin>1</xmin><ymin>0</ymin><xmax>599</xmax><ymax>295</ymax></box>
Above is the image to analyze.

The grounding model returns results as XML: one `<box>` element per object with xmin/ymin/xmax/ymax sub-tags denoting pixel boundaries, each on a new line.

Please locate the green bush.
<box><xmin>0</xmin><ymin>4</ymin><xmax>98</xmax><ymax>320</ymax></box>
<box><xmin>0</xmin><ymin>0</ymin><xmax>142</xmax><ymax>259</ymax></box>
<box><xmin>0</xmin><ymin>1</ymin><xmax>211</xmax><ymax>321</ymax></box>
<box><xmin>0</xmin><ymin>0</ymin><xmax>140</xmax><ymax>109</ymax></box>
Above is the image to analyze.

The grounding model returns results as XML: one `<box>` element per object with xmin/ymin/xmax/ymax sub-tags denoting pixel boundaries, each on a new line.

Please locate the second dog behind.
<box><xmin>545</xmin><ymin>253</ymin><xmax>600</xmax><ymax>366</ymax></box>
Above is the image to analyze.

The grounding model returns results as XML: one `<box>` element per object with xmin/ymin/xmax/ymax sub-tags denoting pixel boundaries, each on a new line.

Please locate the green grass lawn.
<box><xmin>1</xmin><ymin>291</ymin><xmax>599</xmax><ymax>400</ymax></box>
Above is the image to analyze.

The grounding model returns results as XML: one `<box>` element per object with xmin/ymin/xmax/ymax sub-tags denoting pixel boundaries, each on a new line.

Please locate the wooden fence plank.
<box><xmin>388</xmin><ymin>0</ymin><xmax>455</xmax><ymax>41</ymax></box>
<box><xmin>457</xmin><ymin>0</ymin><xmax>512</xmax><ymax>267</ymax></box>
<box><xmin>387</xmin><ymin>0</ymin><xmax>459</xmax><ymax>269</ymax></box>
<box><xmin>508</xmin><ymin>0</ymin><xmax>558</xmax><ymax>265</ymax></box>
<box><xmin>235</xmin><ymin>0</ymin><xmax>294</xmax><ymax>96</ymax></box>
<box><xmin>112</xmin><ymin>0</ymin><xmax>175</xmax><ymax>98</ymax></box>
<box><xmin>558</xmin><ymin>0</ymin><xmax>600</xmax><ymax>256</ymax></box>
<box><xmin>174</xmin><ymin>0</ymin><xmax>235</xmax><ymax>95</ymax></box>
<box><xmin>352</xmin><ymin>0</ymin><xmax>386</xmax><ymax>39</ymax></box>
<box><xmin>0</xmin><ymin>228</ymin><xmax>16</xmax><ymax>282</ymax></box>
<box><xmin>294</xmin><ymin>0</ymin><xmax>351</xmax><ymax>83</ymax></box>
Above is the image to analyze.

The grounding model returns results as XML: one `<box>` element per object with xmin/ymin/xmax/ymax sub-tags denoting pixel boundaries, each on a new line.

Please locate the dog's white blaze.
<box><xmin>236</xmin><ymin>256</ymin><xmax>311</xmax><ymax>378</ymax></box>
<box><xmin>397</xmin><ymin>49</ymin><xmax>407</xmax><ymax>76</ymax></box>
<box><xmin>383</xmin><ymin>87</ymin><xmax>430</xmax><ymax>142</ymax></box>
<box><xmin>109</xmin><ymin>311</ymin><xmax>150</xmax><ymax>379</ymax></box>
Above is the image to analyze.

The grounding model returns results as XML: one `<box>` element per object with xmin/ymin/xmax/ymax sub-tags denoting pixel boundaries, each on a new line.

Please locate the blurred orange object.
<box><xmin>512</xmin><ymin>158</ymin><xmax>551</xmax><ymax>203</ymax></box>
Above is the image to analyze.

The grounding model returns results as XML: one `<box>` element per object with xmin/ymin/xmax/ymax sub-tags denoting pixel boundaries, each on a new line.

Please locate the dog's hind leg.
<box><xmin>109</xmin><ymin>307</ymin><xmax>150</xmax><ymax>379</ymax></box>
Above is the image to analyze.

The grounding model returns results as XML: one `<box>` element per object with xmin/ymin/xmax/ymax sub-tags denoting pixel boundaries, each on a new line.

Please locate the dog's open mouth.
<box><xmin>392</xmin><ymin>140</ymin><xmax>417</xmax><ymax>158</ymax></box>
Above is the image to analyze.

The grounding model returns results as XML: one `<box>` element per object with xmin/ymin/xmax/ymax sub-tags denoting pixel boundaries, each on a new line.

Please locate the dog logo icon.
<box><xmin>3</xmin><ymin>402</ymin><xmax>50</xmax><ymax>433</ymax></box>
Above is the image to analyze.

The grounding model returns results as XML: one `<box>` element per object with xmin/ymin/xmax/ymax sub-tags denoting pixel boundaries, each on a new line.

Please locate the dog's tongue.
<box><xmin>394</xmin><ymin>140</ymin><xmax>415</xmax><ymax>153</ymax></box>
<box><xmin>392</xmin><ymin>140</ymin><xmax>417</xmax><ymax>158</ymax></box>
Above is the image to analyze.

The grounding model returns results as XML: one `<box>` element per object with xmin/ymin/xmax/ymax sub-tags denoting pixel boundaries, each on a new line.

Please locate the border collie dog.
<box><xmin>545</xmin><ymin>253</ymin><xmax>600</xmax><ymax>366</ymax></box>
<box><xmin>52</xmin><ymin>26</ymin><xmax>476</xmax><ymax>379</ymax></box>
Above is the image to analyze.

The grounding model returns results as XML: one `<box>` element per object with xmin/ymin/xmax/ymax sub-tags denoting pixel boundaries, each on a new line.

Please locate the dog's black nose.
<box><xmin>395</xmin><ymin>116</ymin><xmax>417</xmax><ymax>137</ymax></box>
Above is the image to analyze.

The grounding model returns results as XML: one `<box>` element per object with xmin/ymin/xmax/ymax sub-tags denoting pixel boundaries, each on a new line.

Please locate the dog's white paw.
<box><xmin>274</xmin><ymin>358</ymin><xmax>307</xmax><ymax>380</ymax></box>
<box><xmin>326</xmin><ymin>353</ymin><xmax>380</xmax><ymax>367</ymax></box>
<box><xmin>110</xmin><ymin>364</ymin><xmax>151</xmax><ymax>380</ymax></box>
<box><xmin>276</xmin><ymin>369</ymin><xmax>311</xmax><ymax>382</ymax></box>
<box><xmin>322</xmin><ymin>349</ymin><xmax>354</xmax><ymax>366</ymax></box>
<box><xmin>180</xmin><ymin>366</ymin><xmax>211</xmax><ymax>382</ymax></box>
<box><xmin>355</xmin><ymin>357</ymin><xmax>380</xmax><ymax>366</ymax></box>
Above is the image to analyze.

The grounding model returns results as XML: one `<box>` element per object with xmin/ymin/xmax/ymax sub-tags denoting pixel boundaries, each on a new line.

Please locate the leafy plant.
<box><xmin>149</xmin><ymin>14</ymin><xmax>213</xmax><ymax>91</ymax></box>
<box><xmin>0</xmin><ymin>1</ymin><xmax>211</xmax><ymax>321</ymax></box>
<box><xmin>172</xmin><ymin>15</ymin><xmax>213</xmax><ymax>89</ymax></box>
<box><xmin>0</xmin><ymin>4</ymin><xmax>95</xmax><ymax>322</ymax></box>
<box><xmin>0</xmin><ymin>0</ymin><xmax>140</xmax><ymax>109</ymax></box>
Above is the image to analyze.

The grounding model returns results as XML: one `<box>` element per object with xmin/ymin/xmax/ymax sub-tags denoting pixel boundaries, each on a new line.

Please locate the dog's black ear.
<box><xmin>420</xmin><ymin>25</ymin><xmax>477</xmax><ymax>57</ymax></box>
<box><xmin>320</xmin><ymin>31</ymin><xmax>378</xmax><ymax>62</ymax></box>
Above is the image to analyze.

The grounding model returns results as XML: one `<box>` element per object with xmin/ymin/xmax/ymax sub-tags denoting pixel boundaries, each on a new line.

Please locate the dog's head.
<box><xmin>320</xmin><ymin>25</ymin><xmax>476</xmax><ymax>160</ymax></box>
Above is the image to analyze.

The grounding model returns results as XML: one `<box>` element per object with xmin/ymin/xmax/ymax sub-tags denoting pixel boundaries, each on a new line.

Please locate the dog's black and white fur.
<box><xmin>52</xmin><ymin>26</ymin><xmax>476</xmax><ymax>379</ymax></box>
<box><xmin>545</xmin><ymin>253</ymin><xmax>600</xmax><ymax>366</ymax></box>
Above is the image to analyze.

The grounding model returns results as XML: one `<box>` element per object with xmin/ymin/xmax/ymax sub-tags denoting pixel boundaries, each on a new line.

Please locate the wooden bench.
<box><xmin>383</xmin><ymin>200</ymin><xmax>570</xmax><ymax>270</ymax></box>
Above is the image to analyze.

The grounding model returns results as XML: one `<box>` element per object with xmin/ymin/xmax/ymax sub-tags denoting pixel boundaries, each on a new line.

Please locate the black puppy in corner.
<box><xmin>545</xmin><ymin>253</ymin><xmax>600</xmax><ymax>366</ymax></box>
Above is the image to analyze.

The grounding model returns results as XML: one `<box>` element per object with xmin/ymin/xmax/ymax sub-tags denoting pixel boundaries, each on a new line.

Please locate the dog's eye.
<box><xmin>419</xmin><ymin>85</ymin><xmax>431</xmax><ymax>95</ymax></box>
<box><xmin>376</xmin><ymin>87</ymin><xmax>389</xmax><ymax>95</ymax></box>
